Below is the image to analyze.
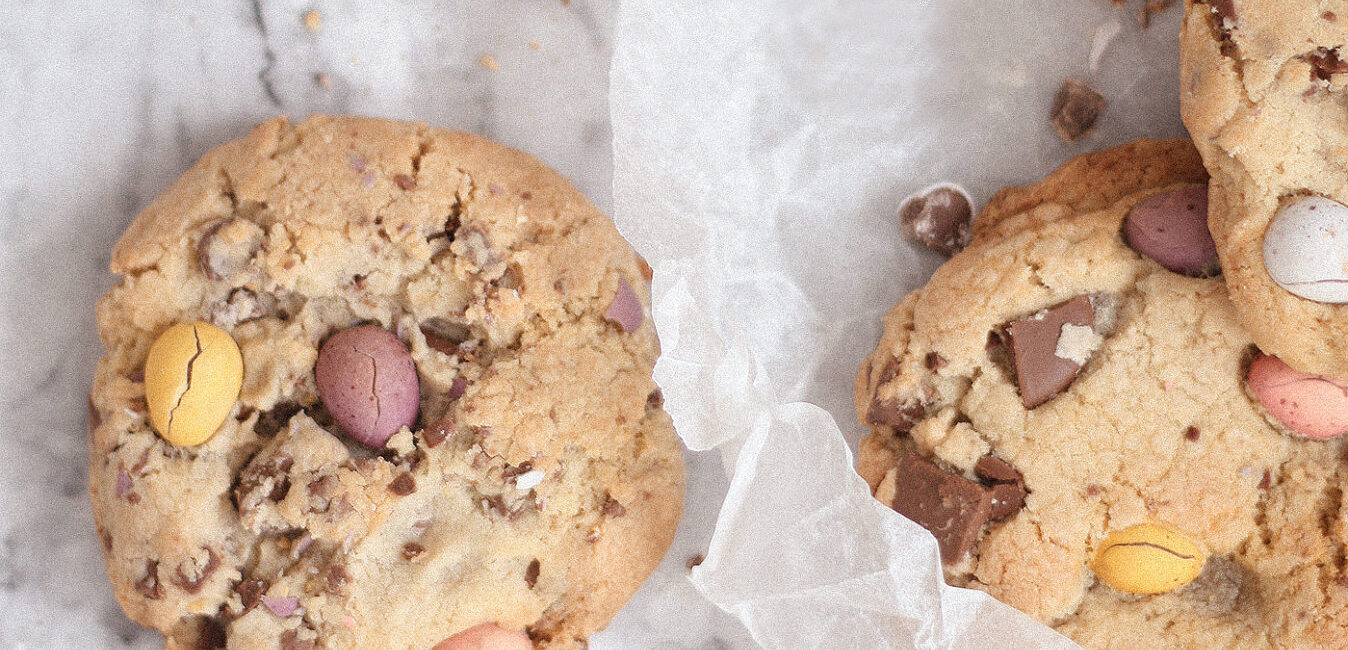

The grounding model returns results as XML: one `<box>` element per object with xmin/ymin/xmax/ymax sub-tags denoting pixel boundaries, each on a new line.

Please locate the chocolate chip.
<box><xmin>1184</xmin><ymin>426</ymin><xmax>1201</xmax><ymax>441</ymax></box>
<box><xmin>889</xmin><ymin>451</ymin><xmax>995</xmax><ymax>563</ymax></box>
<box><xmin>1005</xmin><ymin>296</ymin><xmax>1095</xmax><ymax>408</ymax></box>
<box><xmin>388</xmin><ymin>472</ymin><xmax>416</xmax><ymax>496</ymax></box>
<box><xmin>1050</xmin><ymin>79</ymin><xmax>1106</xmax><ymax>142</ymax></box>
<box><xmin>525</xmin><ymin>559</ymin><xmax>540</xmax><ymax>588</ymax></box>
<box><xmin>135</xmin><ymin>560</ymin><xmax>163</xmax><ymax>599</ymax></box>
<box><xmin>1308</xmin><ymin>48</ymin><xmax>1348</xmax><ymax>81</ymax></box>
<box><xmin>923</xmin><ymin>352</ymin><xmax>948</xmax><ymax>371</ymax></box>
<box><xmin>235</xmin><ymin>578</ymin><xmax>269</xmax><ymax>612</ymax></box>
<box><xmin>171</xmin><ymin>548</ymin><xmax>220</xmax><ymax>594</ymax></box>
<box><xmin>236</xmin><ymin>453</ymin><xmax>294</xmax><ymax>507</ymax></box>
<box><xmin>401</xmin><ymin>543</ymin><xmax>425</xmax><ymax>561</ymax></box>
<box><xmin>325</xmin><ymin>566</ymin><xmax>348</xmax><ymax>596</ymax></box>
<box><xmin>1324</xmin><ymin>11</ymin><xmax>1337</xmax><ymax>21</ymax></box>
<box><xmin>1259</xmin><ymin>470</ymin><xmax>1272</xmax><ymax>490</ymax></box>
<box><xmin>866</xmin><ymin>397</ymin><xmax>927</xmax><ymax>431</ymax></box>
<box><xmin>394</xmin><ymin>174</ymin><xmax>417</xmax><ymax>191</ymax></box>
<box><xmin>878</xmin><ymin>359</ymin><xmax>902</xmax><ymax>384</ymax></box>
<box><xmin>898</xmin><ymin>186</ymin><xmax>973</xmax><ymax>256</ymax></box>
<box><xmin>646</xmin><ymin>389</ymin><xmax>664</xmax><ymax>411</ymax></box>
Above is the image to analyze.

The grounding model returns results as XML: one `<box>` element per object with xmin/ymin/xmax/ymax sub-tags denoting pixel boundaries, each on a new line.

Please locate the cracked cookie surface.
<box><xmin>856</xmin><ymin>140</ymin><xmax>1348</xmax><ymax>647</ymax></box>
<box><xmin>1180</xmin><ymin>0</ymin><xmax>1348</xmax><ymax>379</ymax></box>
<box><xmin>89</xmin><ymin>115</ymin><xmax>685</xmax><ymax>649</ymax></box>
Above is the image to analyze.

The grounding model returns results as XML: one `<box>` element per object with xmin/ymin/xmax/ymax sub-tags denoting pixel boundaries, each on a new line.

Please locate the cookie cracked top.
<box><xmin>89</xmin><ymin>115</ymin><xmax>685</xmax><ymax>649</ymax></box>
<box><xmin>1180</xmin><ymin>0</ymin><xmax>1348</xmax><ymax>379</ymax></box>
<box><xmin>857</xmin><ymin>140</ymin><xmax>1348</xmax><ymax>647</ymax></box>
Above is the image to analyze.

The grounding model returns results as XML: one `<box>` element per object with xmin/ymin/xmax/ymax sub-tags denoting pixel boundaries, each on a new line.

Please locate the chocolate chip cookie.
<box><xmin>856</xmin><ymin>140</ymin><xmax>1348</xmax><ymax>646</ymax></box>
<box><xmin>89</xmin><ymin>115</ymin><xmax>685</xmax><ymax>649</ymax></box>
<box><xmin>1180</xmin><ymin>0</ymin><xmax>1348</xmax><ymax>380</ymax></box>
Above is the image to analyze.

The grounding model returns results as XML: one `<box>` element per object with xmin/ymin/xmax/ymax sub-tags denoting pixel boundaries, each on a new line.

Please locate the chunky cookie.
<box><xmin>856</xmin><ymin>140</ymin><xmax>1348</xmax><ymax>646</ymax></box>
<box><xmin>1180</xmin><ymin>0</ymin><xmax>1348</xmax><ymax>381</ymax></box>
<box><xmin>89</xmin><ymin>115</ymin><xmax>685</xmax><ymax>649</ymax></box>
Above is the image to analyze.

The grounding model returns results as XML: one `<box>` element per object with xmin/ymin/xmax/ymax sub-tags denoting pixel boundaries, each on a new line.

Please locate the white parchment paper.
<box><xmin>610</xmin><ymin>1</ymin><xmax>1187</xmax><ymax>647</ymax></box>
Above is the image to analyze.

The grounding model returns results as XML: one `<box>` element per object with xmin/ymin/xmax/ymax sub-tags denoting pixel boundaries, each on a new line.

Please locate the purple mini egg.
<box><xmin>315</xmin><ymin>325</ymin><xmax>420</xmax><ymax>448</ymax></box>
<box><xmin>1123</xmin><ymin>185</ymin><xmax>1220</xmax><ymax>277</ymax></box>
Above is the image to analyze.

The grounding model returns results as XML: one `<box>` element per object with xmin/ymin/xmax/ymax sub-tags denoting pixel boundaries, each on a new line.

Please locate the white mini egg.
<box><xmin>1262</xmin><ymin>196</ymin><xmax>1348</xmax><ymax>303</ymax></box>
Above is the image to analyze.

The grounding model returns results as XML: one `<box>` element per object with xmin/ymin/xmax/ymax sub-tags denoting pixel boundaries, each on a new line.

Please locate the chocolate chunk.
<box><xmin>974</xmin><ymin>454</ymin><xmax>1022</xmax><ymax>484</ymax></box>
<box><xmin>1308</xmin><ymin>48</ymin><xmax>1348</xmax><ymax>81</ymax></box>
<box><xmin>646</xmin><ymin>388</ymin><xmax>664</xmax><ymax>412</ymax></box>
<box><xmin>1050</xmin><ymin>79</ymin><xmax>1106</xmax><ymax>142</ymax></box>
<box><xmin>889</xmin><ymin>451</ymin><xmax>995</xmax><ymax>563</ymax></box>
<box><xmin>923</xmin><ymin>352</ymin><xmax>948</xmax><ymax>371</ymax></box>
<box><xmin>253</xmin><ymin>402</ymin><xmax>304</xmax><ymax>438</ymax></box>
<box><xmin>1185</xmin><ymin>426</ymin><xmax>1200</xmax><ymax>441</ymax></box>
<box><xmin>987</xmin><ymin>482</ymin><xmax>1027</xmax><ymax>520</ymax></box>
<box><xmin>195</xmin><ymin>617</ymin><xmax>227</xmax><ymax>650</ymax></box>
<box><xmin>420</xmin><ymin>320</ymin><xmax>472</xmax><ymax>356</ymax></box>
<box><xmin>898</xmin><ymin>186</ymin><xmax>973</xmax><ymax>256</ymax></box>
<box><xmin>279</xmin><ymin>630</ymin><xmax>315</xmax><ymax>650</ymax></box>
<box><xmin>388</xmin><ymin>472</ymin><xmax>416</xmax><ymax>496</ymax></box>
<box><xmin>974</xmin><ymin>455</ymin><xmax>1027</xmax><ymax>520</ymax></box>
<box><xmin>235</xmin><ymin>453</ymin><xmax>294</xmax><ymax>507</ymax></box>
<box><xmin>135</xmin><ymin>560</ymin><xmax>163</xmax><ymax>599</ymax></box>
<box><xmin>171</xmin><ymin>548</ymin><xmax>220</xmax><ymax>594</ymax></box>
<box><xmin>525</xmin><ymin>559</ymin><xmax>540</xmax><ymax>588</ymax></box>
<box><xmin>423</xmin><ymin>415</ymin><xmax>452</xmax><ymax>448</ymax></box>
<box><xmin>235</xmin><ymin>578</ymin><xmax>269</xmax><ymax>612</ymax></box>
<box><xmin>1210</xmin><ymin>0</ymin><xmax>1235</xmax><ymax>26</ymax></box>
<box><xmin>1005</xmin><ymin>296</ymin><xmax>1095</xmax><ymax>408</ymax></box>
<box><xmin>867</xmin><ymin>397</ymin><xmax>927</xmax><ymax>431</ymax></box>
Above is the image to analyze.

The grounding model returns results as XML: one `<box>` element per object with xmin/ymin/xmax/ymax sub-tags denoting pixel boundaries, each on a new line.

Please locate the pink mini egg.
<box><xmin>1247</xmin><ymin>353</ymin><xmax>1348</xmax><ymax>440</ymax></box>
<box><xmin>315</xmin><ymin>325</ymin><xmax>420</xmax><ymax>448</ymax></box>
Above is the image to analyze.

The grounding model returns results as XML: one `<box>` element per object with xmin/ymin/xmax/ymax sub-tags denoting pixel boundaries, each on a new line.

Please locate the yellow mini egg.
<box><xmin>144</xmin><ymin>321</ymin><xmax>243</xmax><ymax>446</ymax></box>
<box><xmin>1092</xmin><ymin>522</ymin><xmax>1206</xmax><ymax>595</ymax></box>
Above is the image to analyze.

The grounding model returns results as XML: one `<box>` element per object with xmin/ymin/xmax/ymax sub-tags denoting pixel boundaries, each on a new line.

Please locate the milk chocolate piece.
<box><xmin>890</xmin><ymin>451</ymin><xmax>994</xmax><ymax>563</ymax></box>
<box><xmin>867</xmin><ymin>397</ymin><xmax>926</xmax><ymax>431</ymax></box>
<box><xmin>975</xmin><ymin>454</ymin><xmax>1028</xmax><ymax>520</ymax></box>
<box><xmin>1006</xmin><ymin>296</ymin><xmax>1095</xmax><ymax>408</ymax></box>
<box><xmin>899</xmin><ymin>186</ymin><xmax>973</xmax><ymax>256</ymax></box>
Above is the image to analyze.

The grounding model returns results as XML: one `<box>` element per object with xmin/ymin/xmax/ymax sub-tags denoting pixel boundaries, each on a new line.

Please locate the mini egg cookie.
<box><xmin>1180</xmin><ymin>0</ymin><xmax>1348</xmax><ymax>381</ymax></box>
<box><xmin>856</xmin><ymin>140</ymin><xmax>1348</xmax><ymax>647</ymax></box>
<box><xmin>89</xmin><ymin>116</ymin><xmax>685</xmax><ymax>649</ymax></box>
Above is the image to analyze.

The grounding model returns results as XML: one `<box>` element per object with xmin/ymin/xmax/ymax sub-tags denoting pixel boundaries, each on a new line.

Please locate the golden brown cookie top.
<box><xmin>90</xmin><ymin>115</ymin><xmax>684</xmax><ymax>649</ymax></box>
<box><xmin>857</xmin><ymin>139</ymin><xmax>1348</xmax><ymax>646</ymax></box>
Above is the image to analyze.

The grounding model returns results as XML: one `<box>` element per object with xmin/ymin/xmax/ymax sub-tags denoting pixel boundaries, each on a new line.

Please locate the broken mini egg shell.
<box><xmin>144</xmin><ymin>321</ymin><xmax>244</xmax><ymax>446</ymax></box>
<box><xmin>1262</xmin><ymin>196</ymin><xmax>1348</xmax><ymax>304</ymax></box>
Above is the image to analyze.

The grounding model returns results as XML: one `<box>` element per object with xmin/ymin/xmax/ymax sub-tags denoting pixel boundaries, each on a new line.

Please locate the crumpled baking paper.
<box><xmin>609</xmin><ymin>0</ymin><xmax>1187</xmax><ymax>647</ymax></box>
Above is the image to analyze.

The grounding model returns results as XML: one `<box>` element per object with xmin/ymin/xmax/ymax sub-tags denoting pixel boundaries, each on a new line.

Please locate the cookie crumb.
<box><xmin>479</xmin><ymin>54</ymin><xmax>500</xmax><ymax>71</ymax></box>
<box><xmin>686</xmin><ymin>554</ymin><xmax>705</xmax><ymax>571</ymax></box>
<box><xmin>303</xmin><ymin>10</ymin><xmax>322</xmax><ymax>33</ymax></box>
<box><xmin>1050</xmin><ymin>79</ymin><xmax>1106</xmax><ymax>142</ymax></box>
<box><xmin>529</xmin><ymin>40</ymin><xmax>541</xmax><ymax>51</ymax></box>
<box><xmin>315</xmin><ymin>73</ymin><xmax>332</xmax><ymax>90</ymax></box>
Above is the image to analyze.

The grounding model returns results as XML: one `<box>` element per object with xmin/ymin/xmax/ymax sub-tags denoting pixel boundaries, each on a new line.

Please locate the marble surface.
<box><xmin>0</xmin><ymin>1</ymin><xmax>748</xmax><ymax>647</ymax></box>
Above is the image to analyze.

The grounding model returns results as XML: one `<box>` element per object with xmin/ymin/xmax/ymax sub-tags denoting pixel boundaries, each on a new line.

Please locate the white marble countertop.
<box><xmin>0</xmin><ymin>1</ymin><xmax>748</xmax><ymax>647</ymax></box>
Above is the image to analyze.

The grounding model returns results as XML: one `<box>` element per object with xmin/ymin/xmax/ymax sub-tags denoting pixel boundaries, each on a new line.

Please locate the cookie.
<box><xmin>856</xmin><ymin>140</ymin><xmax>1348</xmax><ymax>646</ymax></box>
<box><xmin>89</xmin><ymin>115</ymin><xmax>685</xmax><ymax>649</ymax></box>
<box><xmin>1179</xmin><ymin>0</ymin><xmax>1348</xmax><ymax>380</ymax></box>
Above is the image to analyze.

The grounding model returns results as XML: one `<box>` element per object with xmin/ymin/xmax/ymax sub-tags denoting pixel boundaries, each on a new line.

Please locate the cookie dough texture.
<box><xmin>90</xmin><ymin>115</ymin><xmax>685</xmax><ymax>649</ymax></box>
<box><xmin>1179</xmin><ymin>0</ymin><xmax>1348</xmax><ymax>378</ymax></box>
<box><xmin>856</xmin><ymin>140</ymin><xmax>1348</xmax><ymax>647</ymax></box>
